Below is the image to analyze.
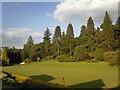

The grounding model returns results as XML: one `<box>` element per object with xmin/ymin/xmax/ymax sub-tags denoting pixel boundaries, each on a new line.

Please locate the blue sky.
<box><xmin>2</xmin><ymin>0</ymin><xmax>118</xmax><ymax>48</ymax></box>
<box><xmin>2</xmin><ymin>2</ymin><xmax>59</xmax><ymax>30</ymax></box>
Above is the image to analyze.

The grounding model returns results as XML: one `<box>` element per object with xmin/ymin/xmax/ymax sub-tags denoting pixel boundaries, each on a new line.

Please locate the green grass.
<box><xmin>2</xmin><ymin>61</ymin><xmax>118</xmax><ymax>88</ymax></box>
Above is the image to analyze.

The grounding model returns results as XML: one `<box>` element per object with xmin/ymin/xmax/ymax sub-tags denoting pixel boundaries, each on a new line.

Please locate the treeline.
<box><xmin>1</xmin><ymin>11</ymin><xmax>120</xmax><ymax>66</ymax></box>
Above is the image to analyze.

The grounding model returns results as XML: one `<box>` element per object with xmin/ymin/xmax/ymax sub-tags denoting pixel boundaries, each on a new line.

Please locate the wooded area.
<box><xmin>1</xmin><ymin>11</ymin><xmax>120</xmax><ymax>66</ymax></box>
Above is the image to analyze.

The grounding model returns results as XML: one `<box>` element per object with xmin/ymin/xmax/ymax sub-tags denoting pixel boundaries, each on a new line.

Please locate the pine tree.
<box><xmin>60</xmin><ymin>32</ymin><xmax>69</xmax><ymax>54</ymax></box>
<box><xmin>27</xmin><ymin>36</ymin><xmax>34</xmax><ymax>45</ymax></box>
<box><xmin>43</xmin><ymin>28</ymin><xmax>52</xmax><ymax>54</ymax></box>
<box><xmin>102</xmin><ymin>11</ymin><xmax>114</xmax><ymax>51</ymax></box>
<box><xmin>52</xmin><ymin>26</ymin><xmax>61</xmax><ymax>53</ymax></box>
<box><xmin>66</xmin><ymin>23</ymin><xmax>75</xmax><ymax>55</ymax></box>
<box><xmin>103</xmin><ymin>11</ymin><xmax>112</xmax><ymax>34</ymax></box>
<box><xmin>87</xmin><ymin>16</ymin><xmax>94</xmax><ymax>33</ymax></box>
<box><xmin>43</xmin><ymin>28</ymin><xmax>51</xmax><ymax>42</ymax></box>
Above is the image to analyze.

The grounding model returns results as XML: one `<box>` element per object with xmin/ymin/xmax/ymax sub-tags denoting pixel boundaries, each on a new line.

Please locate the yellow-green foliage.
<box><xmin>56</xmin><ymin>55</ymin><xmax>73</xmax><ymax>62</ymax></box>
<box><xmin>1</xmin><ymin>48</ymin><xmax>9</xmax><ymax>65</ymax></box>
<box><xmin>11</xmin><ymin>73</ymin><xmax>30</xmax><ymax>83</ymax></box>
<box><xmin>104</xmin><ymin>50</ymin><xmax>119</xmax><ymax>66</ymax></box>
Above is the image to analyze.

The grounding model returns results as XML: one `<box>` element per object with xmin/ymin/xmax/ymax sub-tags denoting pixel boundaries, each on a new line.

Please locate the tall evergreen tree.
<box><xmin>103</xmin><ymin>11</ymin><xmax>112</xmax><ymax>34</ymax></box>
<box><xmin>87</xmin><ymin>16</ymin><xmax>94</xmax><ymax>33</ymax></box>
<box><xmin>27</xmin><ymin>35</ymin><xmax>34</xmax><ymax>45</ymax></box>
<box><xmin>43</xmin><ymin>28</ymin><xmax>51</xmax><ymax>42</ymax></box>
<box><xmin>24</xmin><ymin>36</ymin><xmax>34</xmax><ymax>59</ymax></box>
<box><xmin>102</xmin><ymin>11</ymin><xmax>114</xmax><ymax>51</ymax></box>
<box><xmin>52</xmin><ymin>26</ymin><xmax>61</xmax><ymax>53</ymax></box>
<box><xmin>43</xmin><ymin>28</ymin><xmax>52</xmax><ymax>54</ymax></box>
<box><xmin>66</xmin><ymin>23</ymin><xmax>75</xmax><ymax>55</ymax></box>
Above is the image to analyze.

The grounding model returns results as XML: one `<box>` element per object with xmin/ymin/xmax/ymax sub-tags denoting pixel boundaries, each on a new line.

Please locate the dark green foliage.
<box><xmin>43</xmin><ymin>28</ymin><xmax>51</xmax><ymax>42</ymax></box>
<box><xmin>73</xmin><ymin>45</ymin><xmax>92</xmax><ymax>61</ymax></box>
<box><xmin>27</xmin><ymin>36</ymin><xmax>34</xmax><ymax>45</ymax></box>
<box><xmin>31</xmin><ymin>52</ymin><xmax>43</xmax><ymax>62</ymax></box>
<box><xmin>43</xmin><ymin>28</ymin><xmax>52</xmax><ymax>55</ymax></box>
<box><xmin>3</xmin><ymin>11</ymin><xmax>120</xmax><ymax>65</ymax></box>
<box><xmin>87</xmin><ymin>17</ymin><xmax>94</xmax><ymax>32</ymax></box>
<box><xmin>52</xmin><ymin>26</ymin><xmax>61</xmax><ymax>54</ymax></box>
<box><xmin>20</xmin><ymin>49</ymin><xmax>28</xmax><ymax>61</ymax></box>
<box><xmin>6</xmin><ymin>48</ymin><xmax>22</xmax><ymax>64</ymax></box>
<box><xmin>59</xmin><ymin>32</ymin><xmax>69</xmax><ymax>55</ymax></box>
<box><xmin>66</xmin><ymin>23</ymin><xmax>75</xmax><ymax>55</ymax></box>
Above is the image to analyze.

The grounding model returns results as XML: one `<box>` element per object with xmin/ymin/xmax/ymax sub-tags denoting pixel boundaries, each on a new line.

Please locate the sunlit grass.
<box><xmin>2</xmin><ymin>61</ymin><xmax>118</xmax><ymax>88</ymax></box>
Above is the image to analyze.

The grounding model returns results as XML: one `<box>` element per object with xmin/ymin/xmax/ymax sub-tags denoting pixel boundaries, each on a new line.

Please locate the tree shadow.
<box><xmin>30</xmin><ymin>74</ymin><xmax>56</xmax><ymax>82</ymax></box>
<box><xmin>69</xmin><ymin>79</ymin><xmax>105</xmax><ymax>88</ymax></box>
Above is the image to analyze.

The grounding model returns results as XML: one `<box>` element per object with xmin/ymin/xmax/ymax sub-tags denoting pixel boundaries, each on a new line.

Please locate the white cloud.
<box><xmin>54</xmin><ymin>0</ymin><xmax>119</xmax><ymax>26</ymax></box>
<box><xmin>2</xmin><ymin>28</ymin><xmax>43</xmax><ymax>48</ymax></box>
<box><xmin>46</xmin><ymin>12</ymin><xmax>52</xmax><ymax>17</ymax></box>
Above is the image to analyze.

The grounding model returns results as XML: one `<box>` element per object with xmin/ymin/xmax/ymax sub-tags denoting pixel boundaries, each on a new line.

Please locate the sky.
<box><xmin>1</xmin><ymin>0</ymin><xmax>119</xmax><ymax>48</ymax></box>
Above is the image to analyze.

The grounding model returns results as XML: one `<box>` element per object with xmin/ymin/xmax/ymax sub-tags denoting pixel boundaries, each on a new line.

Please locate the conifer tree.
<box><xmin>66</xmin><ymin>23</ymin><xmax>75</xmax><ymax>55</ymax></box>
<box><xmin>43</xmin><ymin>28</ymin><xmax>51</xmax><ymax>42</ymax></box>
<box><xmin>52</xmin><ymin>26</ymin><xmax>61</xmax><ymax>53</ymax></box>
<box><xmin>43</xmin><ymin>28</ymin><xmax>51</xmax><ymax>54</ymax></box>
<box><xmin>27</xmin><ymin>35</ymin><xmax>34</xmax><ymax>45</ymax></box>
<box><xmin>102</xmin><ymin>11</ymin><xmax>114</xmax><ymax>51</ymax></box>
<box><xmin>87</xmin><ymin>16</ymin><xmax>94</xmax><ymax>33</ymax></box>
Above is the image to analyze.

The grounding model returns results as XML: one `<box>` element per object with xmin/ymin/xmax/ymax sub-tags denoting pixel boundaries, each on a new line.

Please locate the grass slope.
<box><xmin>2</xmin><ymin>62</ymin><xmax>118</xmax><ymax>88</ymax></box>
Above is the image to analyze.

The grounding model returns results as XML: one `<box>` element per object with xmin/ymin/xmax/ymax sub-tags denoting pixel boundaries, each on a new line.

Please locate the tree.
<box><xmin>27</xmin><ymin>35</ymin><xmax>34</xmax><ymax>45</ymax></box>
<box><xmin>1</xmin><ymin>48</ymin><xmax>9</xmax><ymax>65</ymax></box>
<box><xmin>24</xmin><ymin>35</ymin><xmax>34</xmax><ymax>53</ymax></box>
<box><xmin>59</xmin><ymin>32</ymin><xmax>69</xmax><ymax>55</ymax></box>
<box><xmin>43</xmin><ymin>28</ymin><xmax>52</xmax><ymax>55</ymax></box>
<box><xmin>66</xmin><ymin>23</ymin><xmax>75</xmax><ymax>55</ymax></box>
<box><xmin>78</xmin><ymin>25</ymin><xmax>88</xmax><ymax>46</ymax></box>
<box><xmin>86</xmin><ymin>17</ymin><xmax>95</xmax><ymax>52</ymax></box>
<box><xmin>93</xmin><ymin>48</ymin><xmax>104</xmax><ymax>61</ymax></box>
<box><xmin>102</xmin><ymin>11</ymin><xmax>114</xmax><ymax>51</ymax></box>
<box><xmin>87</xmin><ymin>16</ymin><xmax>94</xmax><ymax>34</ymax></box>
<box><xmin>43</xmin><ymin>28</ymin><xmax>51</xmax><ymax>42</ymax></box>
<box><xmin>21</xmin><ymin>49</ymin><xmax>29</xmax><ymax>61</ymax></box>
<box><xmin>52</xmin><ymin>26</ymin><xmax>61</xmax><ymax>53</ymax></box>
<box><xmin>73</xmin><ymin>45</ymin><xmax>91</xmax><ymax>61</ymax></box>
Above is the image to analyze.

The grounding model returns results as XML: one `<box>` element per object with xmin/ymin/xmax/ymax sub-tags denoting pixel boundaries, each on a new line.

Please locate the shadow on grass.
<box><xmin>30</xmin><ymin>74</ymin><xmax>56</xmax><ymax>82</ymax></box>
<box><xmin>69</xmin><ymin>79</ymin><xmax>105</xmax><ymax>88</ymax></box>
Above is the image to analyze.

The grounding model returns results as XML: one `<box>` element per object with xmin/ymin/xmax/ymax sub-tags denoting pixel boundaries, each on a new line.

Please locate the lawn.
<box><xmin>2</xmin><ymin>61</ymin><xmax>118</xmax><ymax>88</ymax></box>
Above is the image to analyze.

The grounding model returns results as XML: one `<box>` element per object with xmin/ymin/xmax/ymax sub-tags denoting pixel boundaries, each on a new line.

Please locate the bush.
<box><xmin>46</xmin><ymin>56</ymin><xmax>54</xmax><ymax>61</ymax></box>
<box><xmin>93</xmin><ymin>48</ymin><xmax>104</xmax><ymax>61</ymax></box>
<box><xmin>24</xmin><ymin>58</ymin><xmax>32</xmax><ymax>63</ymax></box>
<box><xmin>73</xmin><ymin>45</ymin><xmax>92</xmax><ymax>61</ymax></box>
<box><xmin>56</xmin><ymin>55</ymin><xmax>74</xmax><ymax>62</ymax></box>
<box><xmin>37</xmin><ymin>57</ymin><xmax>41</xmax><ymax>62</ymax></box>
<box><xmin>31</xmin><ymin>52</ymin><xmax>43</xmax><ymax>62</ymax></box>
<box><xmin>103</xmin><ymin>50</ymin><xmax>119</xmax><ymax>66</ymax></box>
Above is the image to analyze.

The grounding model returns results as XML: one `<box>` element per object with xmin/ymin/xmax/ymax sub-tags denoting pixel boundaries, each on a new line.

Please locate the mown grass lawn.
<box><xmin>2</xmin><ymin>61</ymin><xmax>118</xmax><ymax>88</ymax></box>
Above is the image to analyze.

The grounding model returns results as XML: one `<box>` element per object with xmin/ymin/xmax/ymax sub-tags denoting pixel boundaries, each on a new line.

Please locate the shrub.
<box><xmin>46</xmin><ymin>56</ymin><xmax>54</xmax><ymax>61</ymax></box>
<box><xmin>31</xmin><ymin>52</ymin><xmax>43</xmax><ymax>62</ymax></box>
<box><xmin>103</xmin><ymin>50</ymin><xmax>119</xmax><ymax>66</ymax></box>
<box><xmin>93</xmin><ymin>48</ymin><xmax>104</xmax><ymax>61</ymax></box>
<box><xmin>24</xmin><ymin>58</ymin><xmax>32</xmax><ymax>63</ymax></box>
<box><xmin>37</xmin><ymin>57</ymin><xmax>41</xmax><ymax>62</ymax></box>
<box><xmin>56</xmin><ymin>55</ymin><xmax>74</xmax><ymax>62</ymax></box>
<box><xmin>73</xmin><ymin>45</ymin><xmax>92</xmax><ymax>61</ymax></box>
